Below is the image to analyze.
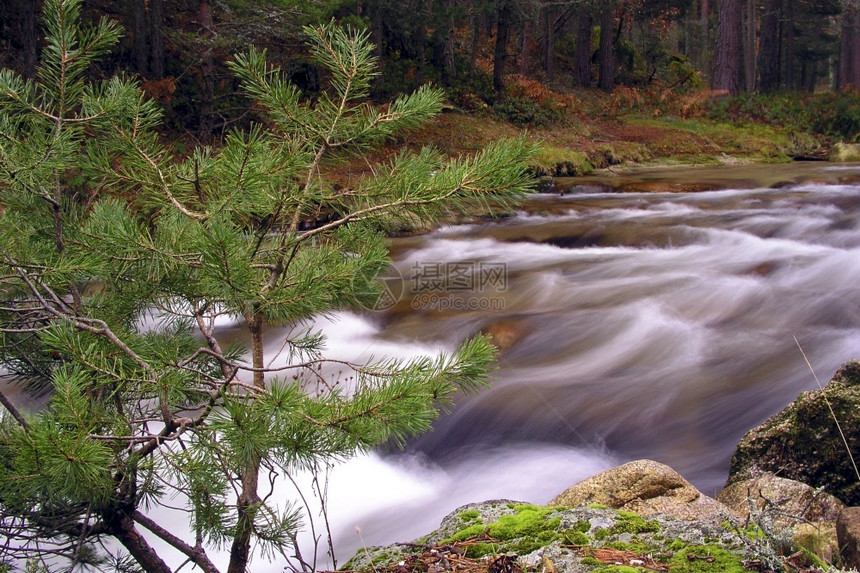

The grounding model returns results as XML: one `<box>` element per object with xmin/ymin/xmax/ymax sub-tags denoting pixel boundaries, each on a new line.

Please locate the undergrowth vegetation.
<box><xmin>707</xmin><ymin>92</ymin><xmax>860</xmax><ymax>142</ymax></box>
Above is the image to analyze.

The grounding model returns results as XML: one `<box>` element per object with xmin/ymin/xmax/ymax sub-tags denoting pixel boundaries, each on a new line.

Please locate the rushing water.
<box><xmin>312</xmin><ymin>163</ymin><xmax>860</xmax><ymax>566</ymax></box>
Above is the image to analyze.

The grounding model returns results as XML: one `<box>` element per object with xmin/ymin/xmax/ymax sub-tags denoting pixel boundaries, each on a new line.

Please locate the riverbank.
<box><xmin>324</xmin><ymin>89</ymin><xmax>838</xmax><ymax>190</ymax></box>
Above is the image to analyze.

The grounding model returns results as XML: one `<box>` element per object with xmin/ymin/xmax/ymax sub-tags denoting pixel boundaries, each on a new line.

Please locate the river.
<box><xmin>311</xmin><ymin>162</ymin><xmax>860</xmax><ymax>567</ymax></box>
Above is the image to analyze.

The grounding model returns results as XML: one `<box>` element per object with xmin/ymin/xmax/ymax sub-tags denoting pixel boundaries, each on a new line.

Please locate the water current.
<box><xmin>313</xmin><ymin>163</ymin><xmax>860</xmax><ymax>566</ymax></box>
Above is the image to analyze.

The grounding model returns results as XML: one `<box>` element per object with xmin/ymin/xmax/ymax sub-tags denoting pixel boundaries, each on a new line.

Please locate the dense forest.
<box><xmin>2</xmin><ymin>0</ymin><xmax>858</xmax><ymax>143</ymax></box>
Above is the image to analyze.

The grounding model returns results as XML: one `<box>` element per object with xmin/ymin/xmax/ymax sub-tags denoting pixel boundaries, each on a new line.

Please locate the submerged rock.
<box><xmin>548</xmin><ymin>459</ymin><xmax>738</xmax><ymax>525</ymax></box>
<box><xmin>726</xmin><ymin>360</ymin><xmax>860</xmax><ymax>505</ymax></box>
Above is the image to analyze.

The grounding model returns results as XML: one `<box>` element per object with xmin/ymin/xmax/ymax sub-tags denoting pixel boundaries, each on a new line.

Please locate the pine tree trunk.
<box><xmin>133</xmin><ymin>0</ymin><xmax>148</xmax><ymax>76</ymax></box>
<box><xmin>574</xmin><ymin>11</ymin><xmax>593</xmax><ymax>87</ymax></box>
<box><xmin>150</xmin><ymin>0</ymin><xmax>165</xmax><ymax>79</ymax></box>
<box><xmin>414</xmin><ymin>0</ymin><xmax>427</xmax><ymax>85</ymax></box>
<box><xmin>783</xmin><ymin>0</ymin><xmax>794</xmax><ymax>90</ymax></box>
<box><xmin>227</xmin><ymin>310</ymin><xmax>266</xmax><ymax>573</ymax></box>
<box><xmin>696</xmin><ymin>0</ymin><xmax>711</xmax><ymax>81</ymax></box>
<box><xmin>520</xmin><ymin>18</ymin><xmax>532</xmax><ymax>76</ymax></box>
<box><xmin>493</xmin><ymin>0</ymin><xmax>512</xmax><ymax>95</ymax></box>
<box><xmin>598</xmin><ymin>5</ymin><xmax>615</xmax><ymax>92</ymax></box>
<box><xmin>542</xmin><ymin>6</ymin><xmax>556</xmax><ymax>83</ymax></box>
<box><xmin>839</xmin><ymin>5</ymin><xmax>853</xmax><ymax>89</ymax></box>
<box><xmin>853</xmin><ymin>5</ymin><xmax>860</xmax><ymax>88</ymax></box>
<box><xmin>469</xmin><ymin>10</ymin><xmax>480</xmax><ymax>77</ymax></box>
<box><xmin>713</xmin><ymin>0</ymin><xmax>743</xmax><ymax>96</ymax></box>
<box><xmin>757</xmin><ymin>0</ymin><xmax>780</xmax><ymax>92</ymax></box>
<box><xmin>743</xmin><ymin>0</ymin><xmax>755</xmax><ymax>91</ymax></box>
<box><xmin>442</xmin><ymin>1</ymin><xmax>456</xmax><ymax>84</ymax></box>
<box><xmin>198</xmin><ymin>1</ymin><xmax>215</xmax><ymax>144</ymax></box>
<box><xmin>227</xmin><ymin>463</ymin><xmax>262</xmax><ymax>573</ymax></box>
<box><xmin>21</xmin><ymin>0</ymin><xmax>37</xmax><ymax>78</ymax></box>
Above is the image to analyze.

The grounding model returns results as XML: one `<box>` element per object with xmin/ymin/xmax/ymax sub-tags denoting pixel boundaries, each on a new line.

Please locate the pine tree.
<box><xmin>0</xmin><ymin>1</ymin><xmax>537</xmax><ymax>571</ymax></box>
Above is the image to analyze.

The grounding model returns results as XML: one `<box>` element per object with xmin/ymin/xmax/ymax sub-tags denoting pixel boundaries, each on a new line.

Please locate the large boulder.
<box><xmin>548</xmin><ymin>459</ymin><xmax>738</xmax><ymax>524</ymax></box>
<box><xmin>726</xmin><ymin>360</ymin><xmax>860</xmax><ymax>505</ymax></box>
<box><xmin>837</xmin><ymin>507</ymin><xmax>860</xmax><ymax>569</ymax></box>
<box><xmin>717</xmin><ymin>473</ymin><xmax>844</xmax><ymax>563</ymax></box>
<box><xmin>717</xmin><ymin>473</ymin><xmax>844</xmax><ymax>528</ymax></box>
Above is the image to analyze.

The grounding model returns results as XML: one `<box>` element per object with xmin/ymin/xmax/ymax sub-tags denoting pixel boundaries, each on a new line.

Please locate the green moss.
<box><xmin>594</xmin><ymin>528</ymin><xmax>611</xmax><ymax>541</ymax></box>
<box><xmin>573</xmin><ymin>520</ymin><xmax>591</xmax><ymax>533</ymax></box>
<box><xmin>612</xmin><ymin>513</ymin><xmax>660</xmax><ymax>534</ymax></box>
<box><xmin>565</xmin><ymin>531</ymin><xmax>590</xmax><ymax>545</ymax></box>
<box><xmin>458</xmin><ymin>509</ymin><xmax>482</xmax><ymax>523</ymax></box>
<box><xmin>591</xmin><ymin>566</ymin><xmax>643</xmax><ymax>573</ymax></box>
<box><xmin>449</xmin><ymin>523</ymin><xmax>486</xmax><ymax>541</ymax></box>
<box><xmin>533</xmin><ymin>145</ymin><xmax>594</xmax><ymax>177</ymax></box>
<box><xmin>463</xmin><ymin>542</ymin><xmax>497</xmax><ymax>558</ymax></box>
<box><xmin>488</xmin><ymin>508</ymin><xmax>560</xmax><ymax>540</ymax></box>
<box><xmin>668</xmin><ymin>545</ymin><xmax>748</xmax><ymax>573</ymax></box>
<box><xmin>580</xmin><ymin>556</ymin><xmax>603</xmax><ymax>566</ymax></box>
<box><xmin>446</xmin><ymin>503</ymin><xmax>565</xmax><ymax>557</ymax></box>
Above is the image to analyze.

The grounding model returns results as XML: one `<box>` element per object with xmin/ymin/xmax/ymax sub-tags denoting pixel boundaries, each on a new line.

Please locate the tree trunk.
<box><xmin>133</xmin><ymin>0</ymin><xmax>148</xmax><ymax>76</ymax></box>
<box><xmin>713</xmin><ymin>0</ymin><xmax>743</xmax><ymax>96</ymax></box>
<box><xmin>598</xmin><ymin>4</ymin><xmax>616</xmax><ymax>92</ymax></box>
<box><xmin>574</xmin><ymin>11</ymin><xmax>593</xmax><ymax>87</ymax></box>
<box><xmin>198</xmin><ymin>1</ymin><xmax>215</xmax><ymax>144</ymax></box>
<box><xmin>21</xmin><ymin>0</ymin><xmax>37</xmax><ymax>78</ymax></box>
<box><xmin>743</xmin><ymin>0</ymin><xmax>755</xmax><ymax>91</ymax></box>
<box><xmin>441</xmin><ymin>1</ymin><xmax>456</xmax><ymax>84</ymax></box>
<box><xmin>783</xmin><ymin>0</ymin><xmax>794</xmax><ymax>90</ymax></box>
<box><xmin>520</xmin><ymin>18</ymin><xmax>532</xmax><ymax>75</ymax></box>
<box><xmin>150</xmin><ymin>0</ymin><xmax>165</xmax><ymax>79</ymax></box>
<box><xmin>371</xmin><ymin>1</ymin><xmax>383</xmax><ymax>62</ymax></box>
<box><xmin>839</xmin><ymin>4</ymin><xmax>853</xmax><ymax>89</ymax></box>
<box><xmin>493</xmin><ymin>0</ymin><xmax>512</xmax><ymax>96</ymax></box>
<box><xmin>227</xmin><ymin>310</ymin><xmax>266</xmax><ymax>573</ymax></box>
<box><xmin>757</xmin><ymin>0</ymin><xmax>780</xmax><ymax>92</ymax></box>
<box><xmin>469</xmin><ymin>9</ymin><xmax>481</xmax><ymax>77</ymax></box>
<box><xmin>414</xmin><ymin>0</ymin><xmax>427</xmax><ymax>85</ymax></box>
<box><xmin>853</xmin><ymin>4</ymin><xmax>860</xmax><ymax>88</ymax></box>
<box><xmin>697</xmin><ymin>0</ymin><xmax>711</xmax><ymax>79</ymax></box>
<box><xmin>542</xmin><ymin>6</ymin><xmax>556</xmax><ymax>83</ymax></box>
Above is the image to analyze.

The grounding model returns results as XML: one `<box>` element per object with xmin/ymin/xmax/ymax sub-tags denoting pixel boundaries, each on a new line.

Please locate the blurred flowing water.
<box><xmin>314</xmin><ymin>164</ymin><xmax>860</xmax><ymax>565</ymax></box>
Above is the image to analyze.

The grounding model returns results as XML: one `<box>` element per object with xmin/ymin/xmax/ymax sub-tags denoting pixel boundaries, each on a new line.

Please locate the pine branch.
<box><xmin>133</xmin><ymin>511</ymin><xmax>221</xmax><ymax>573</ymax></box>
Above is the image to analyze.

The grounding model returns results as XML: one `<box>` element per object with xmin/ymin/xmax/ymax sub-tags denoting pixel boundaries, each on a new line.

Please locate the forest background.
<box><xmin>3</xmin><ymin>0</ymin><xmax>860</xmax><ymax>170</ymax></box>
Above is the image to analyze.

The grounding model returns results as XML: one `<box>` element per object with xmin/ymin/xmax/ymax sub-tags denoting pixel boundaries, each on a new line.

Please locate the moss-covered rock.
<box><xmin>726</xmin><ymin>360</ymin><xmax>860</xmax><ymax>505</ymax></box>
<box><xmin>829</xmin><ymin>142</ymin><xmax>860</xmax><ymax>162</ymax></box>
<box><xmin>342</xmin><ymin>500</ymin><xmax>785</xmax><ymax>572</ymax></box>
